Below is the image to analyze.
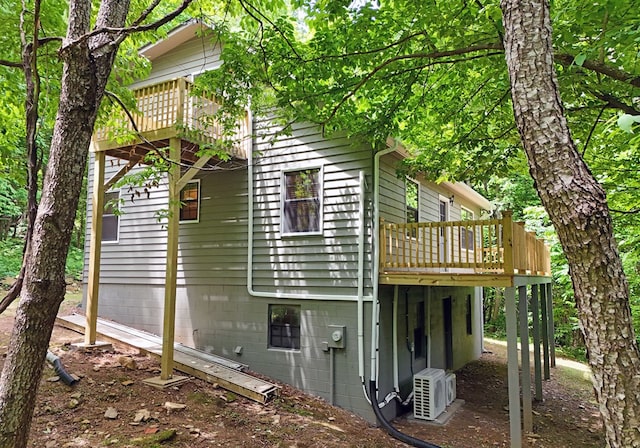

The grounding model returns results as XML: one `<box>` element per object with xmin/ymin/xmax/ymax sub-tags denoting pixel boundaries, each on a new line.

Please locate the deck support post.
<box><xmin>540</xmin><ymin>283</ymin><xmax>551</xmax><ymax>380</ymax></box>
<box><xmin>160</xmin><ymin>138</ymin><xmax>181</xmax><ymax>381</ymax></box>
<box><xmin>519</xmin><ymin>285</ymin><xmax>533</xmax><ymax>433</ymax></box>
<box><xmin>546</xmin><ymin>283</ymin><xmax>556</xmax><ymax>367</ymax></box>
<box><xmin>85</xmin><ymin>149</ymin><xmax>105</xmax><ymax>346</ymax></box>
<box><xmin>530</xmin><ymin>284</ymin><xmax>543</xmax><ymax>401</ymax></box>
<box><xmin>505</xmin><ymin>286</ymin><xmax>522</xmax><ymax>448</ymax></box>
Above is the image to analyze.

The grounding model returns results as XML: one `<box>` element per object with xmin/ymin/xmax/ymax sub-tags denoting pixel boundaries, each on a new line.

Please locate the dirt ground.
<box><xmin>0</xmin><ymin>292</ymin><xmax>604</xmax><ymax>448</ymax></box>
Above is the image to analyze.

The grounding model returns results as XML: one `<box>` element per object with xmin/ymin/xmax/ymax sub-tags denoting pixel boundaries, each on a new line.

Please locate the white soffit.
<box><xmin>139</xmin><ymin>20</ymin><xmax>211</xmax><ymax>61</ymax></box>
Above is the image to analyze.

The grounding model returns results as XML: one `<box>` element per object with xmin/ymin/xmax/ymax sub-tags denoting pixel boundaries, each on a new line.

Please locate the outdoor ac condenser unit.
<box><xmin>413</xmin><ymin>368</ymin><xmax>446</xmax><ymax>420</ymax></box>
<box><xmin>445</xmin><ymin>372</ymin><xmax>456</xmax><ymax>406</ymax></box>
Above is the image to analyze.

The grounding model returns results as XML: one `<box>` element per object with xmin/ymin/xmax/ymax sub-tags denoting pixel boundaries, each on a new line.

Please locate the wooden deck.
<box><xmin>56</xmin><ymin>314</ymin><xmax>280</xmax><ymax>404</ymax></box>
<box><xmin>92</xmin><ymin>77</ymin><xmax>251</xmax><ymax>164</ymax></box>
<box><xmin>380</xmin><ymin>211</ymin><xmax>552</xmax><ymax>287</ymax></box>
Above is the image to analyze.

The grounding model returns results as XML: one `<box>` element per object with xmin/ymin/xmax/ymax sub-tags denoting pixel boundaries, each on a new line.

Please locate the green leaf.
<box><xmin>574</xmin><ymin>53</ymin><xmax>587</xmax><ymax>66</ymax></box>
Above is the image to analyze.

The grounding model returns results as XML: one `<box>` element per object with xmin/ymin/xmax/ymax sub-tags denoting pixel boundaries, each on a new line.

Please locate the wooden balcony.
<box><xmin>379</xmin><ymin>211</ymin><xmax>552</xmax><ymax>287</ymax></box>
<box><xmin>93</xmin><ymin>78</ymin><xmax>250</xmax><ymax>165</ymax></box>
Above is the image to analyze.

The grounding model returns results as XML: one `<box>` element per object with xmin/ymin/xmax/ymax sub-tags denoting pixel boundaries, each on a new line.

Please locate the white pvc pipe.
<box><xmin>370</xmin><ymin>143</ymin><xmax>398</xmax><ymax>391</ymax></box>
<box><xmin>392</xmin><ymin>285</ymin><xmax>400</xmax><ymax>393</ymax></box>
<box><xmin>357</xmin><ymin>171</ymin><xmax>366</xmax><ymax>380</ymax></box>
<box><xmin>427</xmin><ymin>287</ymin><xmax>432</xmax><ymax>368</ymax></box>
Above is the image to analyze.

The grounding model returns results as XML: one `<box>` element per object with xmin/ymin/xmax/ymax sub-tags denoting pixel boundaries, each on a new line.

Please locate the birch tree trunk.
<box><xmin>0</xmin><ymin>1</ymin><xmax>130</xmax><ymax>445</ymax></box>
<box><xmin>501</xmin><ymin>0</ymin><xmax>640</xmax><ymax>446</ymax></box>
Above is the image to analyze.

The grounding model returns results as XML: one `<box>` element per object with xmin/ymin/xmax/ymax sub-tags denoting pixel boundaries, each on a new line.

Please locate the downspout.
<box><xmin>370</xmin><ymin>144</ymin><xmax>396</xmax><ymax>397</ymax></box>
<box><xmin>357</xmin><ymin>171</ymin><xmax>367</xmax><ymax>384</ymax></box>
<box><xmin>392</xmin><ymin>285</ymin><xmax>399</xmax><ymax>394</ymax></box>
<box><xmin>427</xmin><ymin>287</ymin><xmax>432</xmax><ymax>368</ymax></box>
<box><xmin>369</xmin><ymin>143</ymin><xmax>442</xmax><ymax>448</ymax></box>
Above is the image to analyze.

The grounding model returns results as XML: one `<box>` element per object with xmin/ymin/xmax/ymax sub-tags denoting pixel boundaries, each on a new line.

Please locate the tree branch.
<box><xmin>555</xmin><ymin>53</ymin><xmax>640</xmax><ymax>88</ymax></box>
<box><xmin>62</xmin><ymin>0</ymin><xmax>194</xmax><ymax>53</ymax></box>
<box><xmin>323</xmin><ymin>44</ymin><xmax>504</xmax><ymax>124</ymax></box>
<box><xmin>610</xmin><ymin>208</ymin><xmax>640</xmax><ymax>215</ymax></box>
<box><xmin>0</xmin><ymin>59</ymin><xmax>23</xmax><ymax>68</ymax></box>
<box><xmin>589</xmin><ymin>90</ymin><xmax>640</xmax><ymax>115</ymax></box>
<box><xmin>302</xmin><ymin>30</ymin><xmax>432</xmax><ymax>63</ymax></box>
<box><xmin>581</xmin><ymin>106</ymin><xmax>606</xmax><ymax>157</ymax></box>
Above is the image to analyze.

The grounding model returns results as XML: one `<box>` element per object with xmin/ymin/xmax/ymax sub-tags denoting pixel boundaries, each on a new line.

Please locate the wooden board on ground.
<box><xmin>56</xmin><ymin>314</ymin><xmax>280</xmax><ymax>404</ymax></box>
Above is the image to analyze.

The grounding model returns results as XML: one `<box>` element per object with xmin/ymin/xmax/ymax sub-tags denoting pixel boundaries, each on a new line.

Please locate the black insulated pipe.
<box><xmin>46</xmin><ymin>351</ymin><xmax>78</xmax><ymax>386</ymax></box>
<box><xmin>368</xmin><ymin>380</ymin><xmax>441</xmax><ymax>448</ymax></box>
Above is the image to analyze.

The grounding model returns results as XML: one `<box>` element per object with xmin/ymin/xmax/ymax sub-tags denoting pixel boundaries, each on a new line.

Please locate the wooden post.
<box><xmin>176</xmin><ymin>78</ymin><xmax>186</xmax><ymax>127</ymax></box>
<box><xmin>546</xmin><ymin>282</ymin><xmax>556</xmax><ymax>367</ymax></box>
<box><xmin>161</xmin><ymin>138</ymin><xmax>181</xmax><ymax>380</ymax></box>
<box><xmin>85</xmin><ymin>149</ymin><xmax>105</xmax><ymax>346</ymax></box>
<box><xmin>519</xmin><ymin>285</ymin><xmax>532</xmax><ymax>433</ymax></box>
<box><xmin>531</xmin><ymin>284</ymin><xmax>543</xmax><ymax>401</ymax></box>
<box><xmin>502</xmin><ymin>211</ymin><xmax>514</xmax><ymax>276</ymax></box>
<box><xmin>540</xmin><ymin>283</ymin><xmax>551</xmax><ymax>380</ymax></box>
<box><xmin>505</xmin><ymin>286</ymin><xmax>522</xmax><ymax>448</ymax></box>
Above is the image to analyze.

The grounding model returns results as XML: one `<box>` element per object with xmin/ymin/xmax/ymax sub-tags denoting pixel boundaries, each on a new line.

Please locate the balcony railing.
<box><xmin>380</xmin><ymin>211</ymin><xmax>551</xmax><ymax>277</ymax></box>
<box><xmin>94</xmin><ymin>78</ymin><xmax>250</xmax><ymax>160</ymax></box>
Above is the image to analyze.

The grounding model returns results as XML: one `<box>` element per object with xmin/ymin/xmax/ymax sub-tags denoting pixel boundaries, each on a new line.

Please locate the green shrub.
<box><xmin>0</xmin><ymin>238</ymin><xmax>84</xmax><ymax>280</ymax></box>
<box><xmin>0</xmin><ymin>238</ymin><xmax>24</xmax><ymax>279</ymax></box>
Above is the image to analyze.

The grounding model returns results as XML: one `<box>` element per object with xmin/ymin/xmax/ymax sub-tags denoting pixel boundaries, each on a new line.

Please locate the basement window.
<box><xmin>102</xmin><ymin>191</ymin><xmax>120</xmax><ymax>243</ymax></box>
<box><xmin>269</xmin><ymin>304</ymin><xmax>301</xmax><ymax>350</ymax></box>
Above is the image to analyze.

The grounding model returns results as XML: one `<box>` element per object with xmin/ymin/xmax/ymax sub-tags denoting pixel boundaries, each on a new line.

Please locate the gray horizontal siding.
<box><xmin>130</xmin><ymin>34</ymin><xmax>222</xmax><ymax>88</ymax></box>
<box><xmin>84</xmin><ymin>154</ymin><xmax>248</xmax><ymax>286</ymax></box>
<box><xmin>251</xmin><ymin>119</ymin><xmax>374</xmax><ymax>297</ymax></box>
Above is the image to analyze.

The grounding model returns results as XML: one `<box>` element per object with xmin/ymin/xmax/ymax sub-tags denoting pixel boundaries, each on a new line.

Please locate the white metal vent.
<box><xmin>445</xmin><ymin>372</ymin><xmax>456</xmax><ymax>406</ymax></box>
<box><xmin>413</xmin><ymin>368</ymin><xmax>446</xmax><ymax>420</ymax></box>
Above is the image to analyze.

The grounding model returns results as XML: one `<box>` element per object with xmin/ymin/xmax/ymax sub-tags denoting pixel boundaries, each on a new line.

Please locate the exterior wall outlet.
<box><xmin>327</xmin><ymin>325</ymin><xmax>346</xmax><ymax>349</ymax></box>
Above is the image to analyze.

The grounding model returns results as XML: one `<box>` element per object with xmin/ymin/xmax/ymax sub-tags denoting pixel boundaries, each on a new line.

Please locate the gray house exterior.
<box><xmin>83</xmin><ymin>21</ymin><xmax>512</xmax><ymax>423</ymax></box>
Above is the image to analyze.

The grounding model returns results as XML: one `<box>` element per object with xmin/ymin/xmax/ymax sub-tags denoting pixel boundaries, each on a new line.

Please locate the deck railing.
<box><xmin>94</xmin><ymin>78</ymin><xmax>250</xmax><ymax>159</ymax></box>
<box><xmin>380</xmin><ymin>211</ymin><xmax>551</xmax><ymax>276</ymax></box>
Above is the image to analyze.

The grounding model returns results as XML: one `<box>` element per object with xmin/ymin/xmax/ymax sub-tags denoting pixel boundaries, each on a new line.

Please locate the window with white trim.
<box><xmin>179</xmin><ymin>180</ymin><xmax>200</xmax><ymax>223</ymax></box>
<box><xmin>281</xmin><ymin>168</ymin><xmax>322</xmax><ymax>235</ymax></box>
<box><xmin>268</xmin><ymin>304</ymin><xmax>301</xmax><ymax>350</ymax></box>
<box><xmin>405</xmin><ymin>178</ymin><xmax>419</xmax><ymax>224</ymax></box>
<box><xmin>102</xmin><ymin>191</ymin><xmax>120</xmax><ymax>242</ymax></box>
<box><xmin>460</xmin><ymin>206</ymin><xmax>475</xmax><ymax>251</ymax></box>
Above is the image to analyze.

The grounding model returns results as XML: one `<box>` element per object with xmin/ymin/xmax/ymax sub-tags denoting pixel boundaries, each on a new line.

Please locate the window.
<box><xmin>179</xmin><ymin>180</ymin><xmax>200</xmax><ymax>222</ymax></box>
<box><xmin>282</xmin><ymin>168</ymin><xmax>322</xmax><ymax>235</ymax></box>
<box><xmin>405</xmin><ymin>179</ymin><xmax>419</xmax><ymax>224</ymax></box>
<box><xmin>269</xmin><ymin>305</ymin><xmax>301</xmax><ymax>350</ymax></box>
<box><xmin>460</xmin><ymin>207</ymin><xmax>475</xmax><ymax>251</ymax></box>
<box><xmin>102</xmin><ymin>191</ymin><xmax>119</xmax><ymax>242</ymax></box>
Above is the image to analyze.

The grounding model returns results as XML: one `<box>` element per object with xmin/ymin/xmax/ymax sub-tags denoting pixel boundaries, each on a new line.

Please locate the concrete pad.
<box><xmin>143</xmin><ymin>375</ymin><xmax>189</xmax><ymax>389</ymax></box>
<box><xmin>407</xmin><ymin>399</ymin><xmax>465</xmax><ymax>426</ymax></box>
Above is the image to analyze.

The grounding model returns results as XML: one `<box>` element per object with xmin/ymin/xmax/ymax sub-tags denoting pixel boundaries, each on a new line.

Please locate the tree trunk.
<box><xmin>0</xmin><ymin>1</ymin><xmax>130</xmax><ymax>445</ymax></box>
<box><xmin>501</xmin><ymin>0</ymin><xmax>640</xmax><ymax>446</ymax></box>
